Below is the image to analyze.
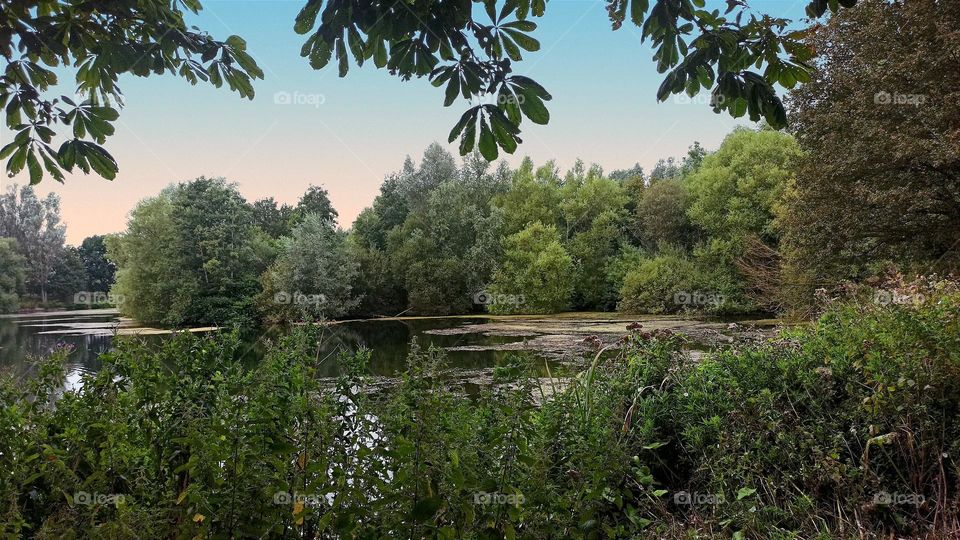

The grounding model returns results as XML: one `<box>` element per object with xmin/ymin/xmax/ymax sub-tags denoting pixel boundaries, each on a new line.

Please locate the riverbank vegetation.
<box><xmin>3</xmin><ymin>278</ymin><xmax>958</xmax><ymax>538</ymax></box>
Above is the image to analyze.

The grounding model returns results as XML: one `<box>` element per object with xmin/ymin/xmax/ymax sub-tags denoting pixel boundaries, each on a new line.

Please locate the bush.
<box><xmin>617</xmin><ymin>246</ymin><xmax>699</xmax><ymax>314</ymax></box>
<box><xmin>2</xmin><ymin>285</ymin><xmax>959</xmax><ymax>538</ymax></box>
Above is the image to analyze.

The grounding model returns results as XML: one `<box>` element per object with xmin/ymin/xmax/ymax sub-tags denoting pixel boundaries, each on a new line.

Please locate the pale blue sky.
<box><xmin>4</xmin><ymin>0</ymin><xmax>809</xmax><ymax>242</ymax></box>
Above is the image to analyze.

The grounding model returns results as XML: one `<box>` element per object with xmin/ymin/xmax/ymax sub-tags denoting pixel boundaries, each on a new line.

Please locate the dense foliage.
<box><xmin>107</xmin><ymin>178</ymin><xmax>269</xmax><ymax>326</ymax></box>
<box><xmin>782</xmin><ymin>0</ymin><xmax>960</xmax><ymax>313</ymax></box>
<box><xmin>258</xmin><ymin>213</ymin><xmax>360</xmax><ymax>322</ymax></box>
<box><xmin>3</xmin><ymin>283</ymin><xmax>958</xmax><ymax>538</ymax></box>
<box><xmin>0</xmin><ymin>237</ymin><xmax>26</xmax><ymax>312</ymax></box>
<box><xmin>93</xmin><ymin>126</ymin><xmax>824</xmax><ymax>324</ymax></box>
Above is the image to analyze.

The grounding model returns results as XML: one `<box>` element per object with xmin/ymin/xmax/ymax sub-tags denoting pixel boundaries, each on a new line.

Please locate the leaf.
<box><xmin>448</xmin><ymin>108</ymin><xmax>477</xmax><ymax>143</ymax></box>
<box><xmin>631</xmin><ymin>0</ymin><xmax>649</xmax><ymax>26</ymax></box>
<box><xmin>736</xmin><ymin>487</ymin><xmax>756</xmax><ymax>500</ymax></box>
<box><xmin>411</xmin><ymin>496</ymin><xmax>442</xmax><ymax>522</ymax></box>
<box><xmin>336</xmin><ymin>38</ymin><xmax>348</xmax><ymax>77</ymax></box>
<box><xmin>295</xmin><ymin>0</ymin><xmax>322</xmax><ymax>34</ymax></box>
<box><xmin>510</xmin><ymin>75</ymin><xmax>551</xmax><ymax>100</ymax></box>
<box><xmin>192</xmin><ymin>513</ymin><xmax>205</xmax><ymax>523</ymax></box>
<box><xmin>518</xmin><ymin>91</ymin><xmax>549</xmax><ymax>124</ymax></box>
<box><xmin>502</xmin><ymin>29</ymin><xmax>540</xmax><ymax>52</ymax></box>
<box><xmin>478</xmin><ymin>117</ymin><xmax>498</xmax><ymax>161</ymax></box>
<box><xmin>225</xmin><ymin>35</ymin><xmax>247</xmax><ymax>51</ymax></box>
<box><xmin>444</xmin><ymin>76</ymin><xmax>460</xmax><ymax>107</ymax></box>
<box><xmin>459</xmin><ymin>114</ymin><xmax>477</xmax><ymax>155</ymax></box>
<box><xmin>27</xmin><ymin>149</ymin><xmax>42</xmax><ymax>185</ymax></box>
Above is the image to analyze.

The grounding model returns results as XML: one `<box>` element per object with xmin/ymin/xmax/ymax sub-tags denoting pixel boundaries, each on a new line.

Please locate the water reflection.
<box><xmin>0</xmin><ymin>311</ymin><xmax>561</xmax><ymax>385</ymax></box>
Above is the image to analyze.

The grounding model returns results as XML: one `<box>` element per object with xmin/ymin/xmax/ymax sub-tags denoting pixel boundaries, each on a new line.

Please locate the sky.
<box><xmin>3</xmin><ymin>0</ymin><xmax>809</xmax><ymax>244</ymax></box>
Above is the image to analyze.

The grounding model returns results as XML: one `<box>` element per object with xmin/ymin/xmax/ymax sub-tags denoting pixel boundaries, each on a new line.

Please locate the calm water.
<box><xmin>0</xmin><ymin>310</ymin><xmax>561</xmax><ymax>387</ymax></box>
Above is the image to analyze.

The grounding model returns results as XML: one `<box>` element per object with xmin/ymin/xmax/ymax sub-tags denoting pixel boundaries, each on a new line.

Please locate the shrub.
<box><xmin>618</xmin><ymin>246</ymin><xmax>699</xmax><ymax>314</ymax></box>
<box><xmin>2</xmin><ymin>285</ymin><xmax>959</xmax><ymax>538</ymax></box>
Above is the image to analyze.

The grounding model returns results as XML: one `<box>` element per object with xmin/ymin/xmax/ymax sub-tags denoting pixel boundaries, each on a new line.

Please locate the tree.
<box><xmin>252</xmin><ymin>198</ymin><xmax>295</xmax><ymax>239</ymax></box>
<box><xmin>609</xmin><ymin>163</ymin><xmax>644</xmax><ymax>182</ymax></box>
<box><xmin>782</xmin><ymin>0</ymin><xmax>960</xmax><ymax>308</ymax></box>
<box><xmin>686</xmin><ymin>128</ymin><xmax>801</xmax><ymax>244</ymax></box>
<box><xmin>0</xmin><ymin>184</ymin><xmax>66</xmax><ymax>302</ymax></box>
<box><xmin>559</xmin><ymin>169</ymin><xmax>627</xmax><ymax>239</ymax></box>
<box><xmin>294</xmin><ymin>0</ymin><xmax>854</xmax><ymax>159</ymax></box>
<box><xmin>618</xmin><ymin>246</ymin><xmax>698</xmax><ymax>314</ymax></box>
<box><xmin>293</xmin><ymin>185</ymin><xmax>338</xmax><ymax>226</ymax></box>
<box><xmin>0</xmin><ymin>238</ymin><xmax>26</xmax><ymax>313</ymax></box>
<box><xmin>681</xmin><ymin>127</ymin><xmax>802</xmax><ymax>313</ymax></box>
<box><xmin>633</xmin><ymin>178</ymin><xmax>696</xmax><ymax>251</ymax></box>
<box><xmin>1</xmin><ymin>0</ymin><xmax>263</xmax><ymax>183</ymax></box>
<box><xmin>78</xmin><ymin>235</ymin><xmax>115</xmax><ymax>293</ymax></box>
<box><xmin>492</xmin><ymin>158</ymin><xmax>562</xmax><ymax>236</ymax></box>
<box><xmin>109</xmin><ymin>178</ymin><xmax>265</xmax><ymax>326</ymax></box>
<box><xmin>47</xmin><ymin>246</ymin><xmax>87</xmax><ymax>304</ymax></box>
<box><xmin>389</xmin><ymin>176</ymin><xmax>504</xmax><ymax>314</ymax></box>
<box><xmin>567</xmin><ymin>210</ymin><xmax>625</xmax><ymax>310</ymax></box>
<box><xmin>397</xmin><ymin>143</ymin><xmax>460</xmax><ymax>209</ymax></box>
<box><xmin>258</xmin><ymin>214</ymin><xmax>359</xmax><ymax>322</ymax></box>
<box><xmin>488</xmin><ymin>221</ymin><xmax>572</xmax><ymax>314</ymax></box>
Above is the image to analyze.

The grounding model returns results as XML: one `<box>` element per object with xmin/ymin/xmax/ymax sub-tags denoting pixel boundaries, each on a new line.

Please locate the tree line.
<box><xmin>0</xmin><ymin>186</ymin><xmax>114</xmax><ymax>313</ymax></box>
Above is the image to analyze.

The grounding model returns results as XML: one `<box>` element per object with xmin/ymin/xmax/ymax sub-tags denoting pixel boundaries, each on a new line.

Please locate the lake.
<box><xmin>0</xmin><ymin>309</ymin><xmax>781</xmax><ymax>390</ymax></box>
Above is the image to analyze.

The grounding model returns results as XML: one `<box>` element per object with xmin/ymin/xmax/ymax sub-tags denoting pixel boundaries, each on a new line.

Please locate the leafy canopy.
<box><xmin>1</xmin><ymin>0</ymin><xmax>264</xmax><ymax>183</ymax></box>
<box><xmin>294</xmin><ymin>0</ymin><xmax>858</xmax><ymax>159</ymax></box>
